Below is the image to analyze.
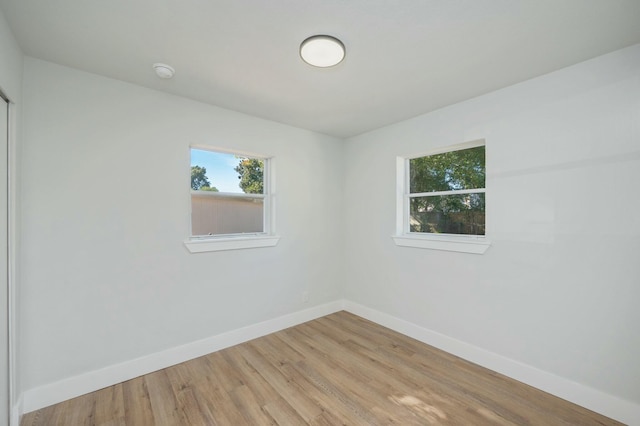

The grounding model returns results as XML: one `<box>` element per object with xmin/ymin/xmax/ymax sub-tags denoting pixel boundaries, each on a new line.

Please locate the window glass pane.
<box><xmin>190</xmin><ymin>148</ymin><xmax>266</xmax><ymax>236</ymax></box>
<box><xmin>191</xmin><ymin>148</ymin><xmax>264</xmax><ymax>194</ymax></box>
<box><xmin>191</xmin><ymin>194</ymin><xmax>264</xmax><ymax>235</ymax></box>
<box><xmin>410</xmin><ymin>193</ymin><xmax>485</xmax><ymax>235</ymax></box>
<box><xmin>410</xmin><ymin>146</ymin><xmax>485</xmax><ymax>193</ymax></box>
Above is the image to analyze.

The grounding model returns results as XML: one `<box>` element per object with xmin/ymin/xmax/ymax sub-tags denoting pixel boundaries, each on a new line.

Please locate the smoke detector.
<box><xmin>153</xmin><ymin>63</ymin><xmax>175</xmax><ymax>79</ymax></box>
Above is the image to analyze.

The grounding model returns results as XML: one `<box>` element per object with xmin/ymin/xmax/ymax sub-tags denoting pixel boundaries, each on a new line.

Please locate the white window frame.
<box><xmin>393</xmin><ymin>139</ymin><xmax>491</xmax><ymax>254</ymax></box>
<box><xmin>184</xmin><ymin>146</ymin><xmax>279</xmax><ymax>253</ymax></box>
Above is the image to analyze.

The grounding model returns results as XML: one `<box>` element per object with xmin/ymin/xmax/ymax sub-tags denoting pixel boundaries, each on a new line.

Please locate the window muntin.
<box><xmin>406</xmin><ymin>143</ymin><xmax>485</xmax><ymax>236</ymax></box>
<box><xmin>190</xmin><ymin>148</ymin><xmax>270</xmax><ymax>238</ymax></box>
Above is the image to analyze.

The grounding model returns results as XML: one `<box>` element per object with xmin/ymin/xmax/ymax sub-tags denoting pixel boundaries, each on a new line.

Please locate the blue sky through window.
<box><xmin>191</xmin><ymin>148</ymin><xmax>244</xmax><ymax>193</ymax></box>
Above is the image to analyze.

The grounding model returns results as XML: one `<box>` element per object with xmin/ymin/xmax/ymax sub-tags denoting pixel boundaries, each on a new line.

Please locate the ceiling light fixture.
<box><xmin>300</xmin><ymin>35</ymin><xmax>345</xmax><ymax>68</ymax></box>
<box><xmin>153</xmin><ymin>63</ymin><xmax>175</xmax><ymax>79</ymax></box>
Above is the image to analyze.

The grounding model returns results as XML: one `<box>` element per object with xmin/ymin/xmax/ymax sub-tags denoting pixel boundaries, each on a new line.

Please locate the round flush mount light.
<box><xmin>153</xmin><ymin>63</ymin><xmax>175</xmax><ymax>79</ymax></box>
<box><xmin>300</xmin><ymin>35</ymin><xmax>345</xmax><ymax>68</ymax></box>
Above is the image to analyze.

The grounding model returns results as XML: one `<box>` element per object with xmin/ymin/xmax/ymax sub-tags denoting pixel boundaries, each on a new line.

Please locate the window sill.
<box><xmin>184</xmin><ymin>235</ymin><xmax>280</xmax><ymax>253</ymax></box>
<box><xmin>392</xmin><ymin>234</ymin><xmax>491</xmax><ymax>254</ymax></box>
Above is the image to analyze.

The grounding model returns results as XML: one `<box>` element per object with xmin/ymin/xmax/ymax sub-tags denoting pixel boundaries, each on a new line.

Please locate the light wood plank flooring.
<box><xmin>21</xmin><ymin>311</ymin><xmax>622</xmax><ymax>425</ymax></box>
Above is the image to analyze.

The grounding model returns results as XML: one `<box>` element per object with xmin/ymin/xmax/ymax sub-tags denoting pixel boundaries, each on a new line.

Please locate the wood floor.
<box><xmin>21</xmin><ymin>311</ymin><xmax>622</xmax><ymax>425</ymax></box>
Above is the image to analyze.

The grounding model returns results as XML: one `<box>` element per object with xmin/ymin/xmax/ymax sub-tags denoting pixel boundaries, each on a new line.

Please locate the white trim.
<box><xmin>395</xmin><ymin>156</ymin><xmax>406</xmax><ymax>234</ymax></box>
<box><xmin>1</xmin><ymin>93</ymin><xmax>17</xmax><ymax>426</ymax></box>
<box><xmin>11</xmin><ymin>395</ymin><xmax>21</xmax><ymax>426</ymax></box>
<box><xmin>392</xmin><ymin>234</ymin><xmax>491</xmax><ymax>254</ymax></box>
<box><xmin>342</xmin><ymin>301</ymin><xmax>640</xmax><ymax>426</ymax></box>
<box><xmin>184</xmin><ymin>235</ymin><xmax>280</xmax><ymax>253</ymax></box>
<box><xmin>396</xmin><ymin>140</ymin><xmax>487</xmax><ymax>252</ymax></box>
<box><xmin>22</xmin><ymin>300</ymin><xmax>345</xmax><ymax>413</ymax></box>
<box><xmin>188</xmin><ymin>147</ymin><xmax>276</xmax><ymax>244</ymax></box>
<box><xmin>190</xmin><ymin>144</ymin><xmax>271</xmax><ymax>160</ymax></box>
<box><xmin>403</xmin><ymin>138</ymin><xmax>485</xmax><ymax>159</ymax></box>
<box><xmin>7</xmin><ymin>98</ymin><xmax>18</xmax><ymax>426</ymax></box>
<box><xmin>191</xmin><ymin>190</ymin><xmax>265</xmax><ymax>199</ymax></box>
<box><xmin>409</xmin><ymin>188</ymin><xmax>485</xmax><ymax>198</ymax></box>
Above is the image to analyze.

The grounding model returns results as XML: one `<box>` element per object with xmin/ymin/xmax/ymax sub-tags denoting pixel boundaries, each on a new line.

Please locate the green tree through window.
<box><xmin>409</xmin><ymin>145</ymin><xmax>485</xmax><ymax>235</ymax></box>
<box><xmin>235</xmin><ymin>158</ymin><xmax>264</xmax><ymax>194</ymax></box>
<box><xmin>191</xmin><ymin>165</ymin><xmax>219</xmax><ymax>191</ymax></box>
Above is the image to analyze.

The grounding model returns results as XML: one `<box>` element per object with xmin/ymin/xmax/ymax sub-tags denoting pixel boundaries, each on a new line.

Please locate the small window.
<box><xmin>394</xmin><ymin>140</ymin><xmax>489</xmax><ymax>253</ymax></box>
<box><xmin>189</xmin><ymin>147</ymin><xmax>272</xmax><ymax>239</ymax></box>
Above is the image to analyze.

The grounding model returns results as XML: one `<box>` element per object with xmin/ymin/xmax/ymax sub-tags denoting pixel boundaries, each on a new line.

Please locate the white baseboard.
<box><xmin>22</xmin><ymin>300</ymin><xmax>345</xmax><ymax>414</ymax></box>
<box><xmin>20</xmin><ymin>299</ymin><xmax>640</xmax><ymax>425</ymax></box>
<box><xmin>343</xmin><ymin>301</ymin><xmax>640</xmax><ymax>426</ymax></box>
<box><xmin>11</xmin><ymin>395</ymin><xmax>22</xmax><ymax>426</ymax></box>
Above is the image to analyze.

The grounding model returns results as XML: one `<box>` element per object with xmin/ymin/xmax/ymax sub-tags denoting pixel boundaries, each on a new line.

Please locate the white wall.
<box><xmin>19</xmin><ymin>58</ymin><xmax>345</xmax><ymax>393</ymax></box>
<box><xmin>0</xmin><ymin>7</ymin><xmax>22</xmax><ymax>425</ymax></box>
<box><xmin>344</xmin><ymin>44</ymin><xmax>640</xmax><ymax>408</ymax></box>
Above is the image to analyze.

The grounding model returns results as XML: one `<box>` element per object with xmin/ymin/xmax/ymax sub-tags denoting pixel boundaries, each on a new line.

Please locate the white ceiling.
<box><xmin>2</xmin><ymin>0</ymin><xmax>640</xmax><ymax>138</ymax></box>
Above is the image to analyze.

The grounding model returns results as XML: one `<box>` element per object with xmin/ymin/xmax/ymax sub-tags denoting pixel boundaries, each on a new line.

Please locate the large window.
<box><xmin>395</xmin><ymin>140</ymin><xmax>489</xmax><ymax>254</ymax></box>
<box><xmin>185</xmin><ymin>147</ymin><xmax>278</xmax><ymax>253</ymax></box>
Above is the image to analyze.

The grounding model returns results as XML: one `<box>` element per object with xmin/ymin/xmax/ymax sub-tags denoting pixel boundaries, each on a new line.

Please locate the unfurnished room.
<box><xmin>0</xmin><ymin>1</ymin><xmax>639</xmax><ymax>425</ymax></box>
